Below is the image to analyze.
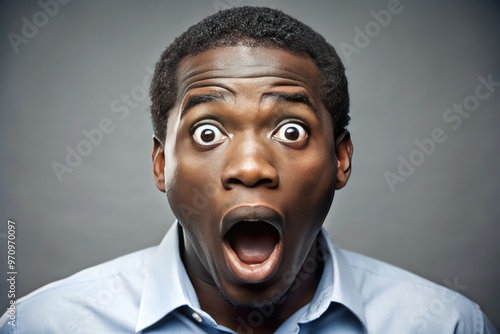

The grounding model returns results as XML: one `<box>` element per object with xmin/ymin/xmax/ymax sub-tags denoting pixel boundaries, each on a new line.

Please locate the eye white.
<box><xmin>192</xmin><ymin>124</ymin><xmax>226</xmax><ymax>145</ymax></box>
<box><xmin>273</xmin><ymin>123</ymin><xmax>307</xmax><ymax>143</ymax></box>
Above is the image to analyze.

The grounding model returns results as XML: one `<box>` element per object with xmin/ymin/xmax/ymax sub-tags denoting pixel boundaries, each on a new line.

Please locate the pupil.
<box><xmin>201</xmin><ymin>129</ymin><xmax>215</xmax><ymax>142</ymax></box>
<box><xmin>284</xmin><ymin>127</ymin><xmax>299</xmax><ymax>140</ymax></box>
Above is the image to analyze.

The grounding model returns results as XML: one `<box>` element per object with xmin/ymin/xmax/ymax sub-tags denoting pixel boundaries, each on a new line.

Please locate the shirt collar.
<box><xmin>136</xmin><ymin>224</ymin><xmax>367</xmax><ymax>332</ymax></box>
<box><xmin>318</xmin><ymin>229</ymin><xmax>368</xmax><ymax>332</ymax></box>
<box><xmin>135</xmin><ymin>222</ymin><xmax>199</xmax><ymax>332</ymax></box>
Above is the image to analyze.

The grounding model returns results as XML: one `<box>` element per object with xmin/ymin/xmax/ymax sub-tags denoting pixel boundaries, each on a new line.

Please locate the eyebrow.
<box><xmin>262</xmin><ymin>92</ymin><xmax>319</xmax><ymax>117</ymax></box>
<box><xmin>180</xmin><ymin>91</ymin><xmax>319</xmax><ymax>119</ymax></box>
<box><xmin>180</xmin><ymin>93</ymin><xmax>227</xmax><ymax>119</ymax></box>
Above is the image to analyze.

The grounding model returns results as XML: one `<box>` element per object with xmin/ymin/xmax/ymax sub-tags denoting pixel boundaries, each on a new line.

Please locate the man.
<box><xmin>1</xmin><ymin>6</ymin><xmax>497</xmax><ymax>333</ymax></box>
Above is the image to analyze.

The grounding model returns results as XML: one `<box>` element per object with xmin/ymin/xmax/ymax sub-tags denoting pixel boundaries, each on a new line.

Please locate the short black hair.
<box><xmin>150</xmin><ymin>6</ymin><xmax>349</xmax><ymax>142</ymax></box>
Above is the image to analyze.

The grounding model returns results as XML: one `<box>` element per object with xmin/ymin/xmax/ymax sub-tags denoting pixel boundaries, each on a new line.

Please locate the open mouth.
<box><xmin>221</xmin><ymin>205</ymin><xmax>283</xmax><ymax>283</ymax></box>
<box><xmin>225</xmin><ymin>220</ymin><xmax>280</xmax><ymax>265</ymax></box>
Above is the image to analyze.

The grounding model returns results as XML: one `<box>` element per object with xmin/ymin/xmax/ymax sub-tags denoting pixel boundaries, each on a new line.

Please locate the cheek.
<box><xmin>283</xmin><ymin>144</ymin><xmax>336</xmax><ymax>201</ymax></box>
<box><xmin>167</xmin><ymin>135</ymin><xmax>220</xmax><ymax>205</ymax></box>
<box><xmin>167</xmin><ymin>175</ymin><xmax>220</xmax><ymax>265</ymax></box>
<box><xmin>167</xmin><ymin>168</ymin><xmax>214</xmax><ymax>226</ymax></box>
<box><xmin>166</xmin><ymin>148</ymin><xmax>224</xmax><ymax>237</ymax></box>
<box><xmin>279</xmin><ymin>144</ymin><xmax>337</xmax><ymax>245</ymax></box>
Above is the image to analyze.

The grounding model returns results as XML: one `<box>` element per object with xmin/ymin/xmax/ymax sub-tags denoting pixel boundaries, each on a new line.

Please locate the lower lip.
<box><xmin>223</xmin><ymin>239</ymin><xmax>283</xmax><ymax>283</ymax></box>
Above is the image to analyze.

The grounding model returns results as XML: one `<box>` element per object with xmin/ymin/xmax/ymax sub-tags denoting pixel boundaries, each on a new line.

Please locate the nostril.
<box><xmin>253</xmin><ymin>178</ymin><xmax>277</xmax><ymax>188</ymax></box>
<box><xmin>227</xmin><ymin>178</ymin><xmax>244</xmax><ymax>186</ymax></box>
<box><xmin>225</xmin><ymin>177</ymin><xmax>277</xmax><ymax>189</ymax></box>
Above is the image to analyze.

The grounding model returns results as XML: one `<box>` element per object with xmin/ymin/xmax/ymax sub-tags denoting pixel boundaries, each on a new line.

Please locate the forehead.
<box><xmin>175</xmin><ymin>46</ymin><xmax>323</xmax><ymax>101</ymax></box>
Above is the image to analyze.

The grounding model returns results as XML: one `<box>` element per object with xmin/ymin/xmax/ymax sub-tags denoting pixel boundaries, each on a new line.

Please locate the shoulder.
<box><xmin>338</xmin><ymin>248</ymin><xmax>493</xmax><ymax>333</ymax></box>
<box><xmin>0</xmin><ymin>246</ymin><xmax>156</xmax><ymax>333</ymax></box>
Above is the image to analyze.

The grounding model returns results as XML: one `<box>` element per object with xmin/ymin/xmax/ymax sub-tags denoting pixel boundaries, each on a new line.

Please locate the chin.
<box><xmin>218</xmin><ymin>281</ymin><xmax>290</xmax><ymax>309</ymax></box>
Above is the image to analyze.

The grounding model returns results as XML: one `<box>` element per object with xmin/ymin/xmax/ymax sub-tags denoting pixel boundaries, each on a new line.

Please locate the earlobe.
<box><xmin>152</xmin><ymin>136</ymin><xmax>166</xmax><ymax>193</ymax></box>
<box><xmin>334</xmin><ymin>131</ymin><xmax>353</xmax><ymax>190</ymax></box>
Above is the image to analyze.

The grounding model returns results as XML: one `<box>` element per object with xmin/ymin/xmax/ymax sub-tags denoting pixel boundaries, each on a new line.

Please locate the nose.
<box><xmin>221</xmin><ymin>135</ymin><xmax>279</xmax><ymax>189</ymax></box>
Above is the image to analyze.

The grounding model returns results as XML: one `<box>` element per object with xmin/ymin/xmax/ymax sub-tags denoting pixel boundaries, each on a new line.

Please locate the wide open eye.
<box><xmin>192</xmin><ymin>124</ymin><xmax>227</xmax><ymax>147</ymax></box>
<box><xmin>272</xmin><ymin>122</ymin><xmax>308</xmax><ymax>144</ymax></box>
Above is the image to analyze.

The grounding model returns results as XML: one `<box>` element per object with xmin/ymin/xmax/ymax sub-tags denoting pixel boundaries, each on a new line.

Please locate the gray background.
<box><xmin>1</xmin><ymin>0</ymin><xmax>499</xmax><ymax>329</ymax></box>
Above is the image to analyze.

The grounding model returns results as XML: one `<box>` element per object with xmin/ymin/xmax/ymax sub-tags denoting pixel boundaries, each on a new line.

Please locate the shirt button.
<box><xmin>192</xmin><ymin>312</ymin><xmax>203</xmax><ymax>323</ymax></box>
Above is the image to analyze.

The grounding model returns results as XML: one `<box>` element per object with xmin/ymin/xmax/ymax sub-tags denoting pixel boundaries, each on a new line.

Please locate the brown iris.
<box><xmin>284</xmin><ymin>127</ymin><xmax>300</xmax><ymax>141</ymax></box>
<box><xmin>201</xmin><ymin>128</ymin><xmax>216</xmax><ymax>142</ymax></box>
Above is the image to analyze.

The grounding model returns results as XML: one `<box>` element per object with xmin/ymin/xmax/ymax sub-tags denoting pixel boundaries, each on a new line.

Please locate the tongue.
<box><xmin>228</xmin><ymin>221</ymin><xmax>279</xmax><ymax>264</ymax></box>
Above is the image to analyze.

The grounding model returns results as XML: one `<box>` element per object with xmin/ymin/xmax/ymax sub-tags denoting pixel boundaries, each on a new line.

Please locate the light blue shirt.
<box><xmin>1</xmin><ymin>223</ymin><xmax>497</xmax><ymax>333</ymax></box>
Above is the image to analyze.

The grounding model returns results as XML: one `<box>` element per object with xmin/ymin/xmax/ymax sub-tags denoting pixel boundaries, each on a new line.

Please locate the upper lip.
<box><xmin>221</xmin><ymin>205</ymin><xmax>284</xmax><ymax>238</ymax></box>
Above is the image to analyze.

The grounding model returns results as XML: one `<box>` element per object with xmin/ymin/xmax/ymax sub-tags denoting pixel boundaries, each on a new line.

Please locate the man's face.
<box><xmin>153</xmin><ymin>45</ymin><xmax>352</xmax><ymax>306</ymax></box>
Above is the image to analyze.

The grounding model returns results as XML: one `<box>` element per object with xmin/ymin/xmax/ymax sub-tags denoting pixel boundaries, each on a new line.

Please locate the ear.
<box><xmin>335</xmin><ymin>130</ymin><xmax>353</xmax><ymax>190</ymax></box>
<box><xmin>152</xmin><ymin>136</ymin><xmax>166</xmax><ymax>193</ymax></box>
